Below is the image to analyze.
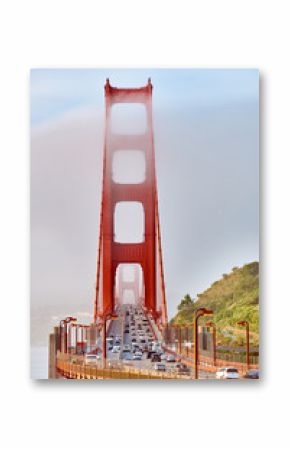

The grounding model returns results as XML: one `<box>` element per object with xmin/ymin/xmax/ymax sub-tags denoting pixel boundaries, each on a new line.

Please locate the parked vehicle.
<box><xmin>166</xmin><ymin>355</ymin><xmax>176</xmax><ymax>363</ymax></box>
<box><xmin>216</xmin><ymin>367</ymin><xmax>240</xmax><ymax>379</ymax></box>
<box><xmin>244</xmin><ymin>369</ymin><xmax>259</xmax><ymax>379</ymax></box>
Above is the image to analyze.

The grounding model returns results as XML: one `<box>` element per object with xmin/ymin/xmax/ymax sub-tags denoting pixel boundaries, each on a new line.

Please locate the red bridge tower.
<box><xmin>94</xmin><ymin>79</ymin><xmax>167</xmax><ymax>325</ymax></box>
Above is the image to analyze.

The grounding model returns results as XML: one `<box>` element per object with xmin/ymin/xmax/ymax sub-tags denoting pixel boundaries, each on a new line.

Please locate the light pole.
<box><xmin>102</xmin><ymin>312</ymin><xmax>118</xmax><ymax>364</ymax></box>
<box><xmin>237</xmin><ymin>320</ymin><xmax>250</xmax><ymax>369</ymax></box>
<box><xmin>161</xmin><ymin>323</ymin><xmax>169</xmax><ymax>346</ymax></box>
<box><xmin>205</xmin><ymin>321</ymin><xmax>216</xmax><ymax>367</ymax></box>
<box><xmin>171</xmin><ymin>324</ymin><xmax>181</xmax><ymax>354</ymax></box>
<box><xmin>179</xmin><ymin>326</ymin><xmax>182</xmax><ymax>354</ymax></box>
<box><xmin>59</xmin><ymin>317</ymin><xmax>77</xmax><ymax>353</ymax></box>
<box><xmin>194</xmin><ymin>308</ymin><xmax>213</xmax><ymax>379</ymax></box>
<box><xmin>166</xmin><ymin>323</ymin><xmax>170</xmax><ymax>346</ymax></box>
<box><xmin>168</xmin><ymin>325</ymin><xmax>172</xmax><ymax>347</ymax></box>
<box><xmin>185</xmin><ymin>326</ymin><xmax>189</xmax><ymax>357</ymax></box>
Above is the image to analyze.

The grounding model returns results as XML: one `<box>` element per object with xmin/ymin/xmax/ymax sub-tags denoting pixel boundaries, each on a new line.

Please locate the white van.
<box><xmin>216</xmin><ymin>367</ymin><xmax>240</xmax><ymax>379</ymax></box>
<box><xmin>84</xmin><ymin>354</ymin><xmax>99</xmax><ymax>364</ymax></box>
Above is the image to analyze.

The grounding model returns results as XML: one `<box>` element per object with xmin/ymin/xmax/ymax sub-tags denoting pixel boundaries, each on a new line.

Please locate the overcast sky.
<box><xmin>31</xmin><ymin>69</ymin><xmax>259</xmax><ymax>343</ymax></box>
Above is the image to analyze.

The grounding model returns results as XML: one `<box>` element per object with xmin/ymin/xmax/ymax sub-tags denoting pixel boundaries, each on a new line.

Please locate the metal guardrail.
<box><xmin>56</xmin><ymin>354</ymin><xmax>191</xmax><ymax>380</ymax></box>
<box><xmin>163</xmin><ymin>345</ymin><xmax>258</xmax><ymax>374</ymax></box>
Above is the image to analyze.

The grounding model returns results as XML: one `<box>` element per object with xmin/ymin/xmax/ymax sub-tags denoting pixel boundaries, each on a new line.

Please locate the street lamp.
<box><xmin>171</xmin><ymin>324</ymin><xmax>182</xmax><ymax>354</ymax></box>
<box><xmin>59</xmin><ymin>317</ymin><xmax>77</xmax><ymax>353</ymax></box>
<box><xmin>194</xmin><ymin>308</ymin><xmax>213</xmax><ymax>379</ymax></box>
<box><xmin>237</xmin><ymin>320</ymin><xmax>250</xmax><ymax>369</ymax></box>
<box><xmin>102</xmin><ymin>312</ymin><xmax>118</xmax><ymax>363</ymax></box>
<box><xmin>185</xmin><ymin>325</ymin><xmax>190</xmax><ymax>357</ymax></box>
<box><xmin>168</xmin><ymin>324</ymin><xmax>172</xmax><ymax>347</ymax></box>
<box><xmin>205</xmin><ymin>321</ymin><xmax>216</xmax><ymax>367</ymax></box>
<box><xmin>160</xmin><ymin>322</ymin><xmax>169</xmax><ymax>346</ymax></box>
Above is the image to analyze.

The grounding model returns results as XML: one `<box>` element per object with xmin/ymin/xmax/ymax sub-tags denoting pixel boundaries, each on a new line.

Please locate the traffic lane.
<box><xmin>106</xmin><ymin>317</ymin><xmax>123</xmax><ymax>361</ymax></box>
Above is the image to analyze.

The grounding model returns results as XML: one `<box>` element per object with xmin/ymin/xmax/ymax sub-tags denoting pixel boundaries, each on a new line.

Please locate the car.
<box><xmin>132</xmin><ymin>352</ymin><xmax>142</xmax><ymax>360</ymax></box>
<box><xmin>166</xmin><ymin>355</ymin><xmax>176</xmax><ymax>363</ymax></box>
<box><xmin>124</xmin><ymin>329</ymin><xmax>129</xmax><ymax>333</ymax></box>
<box><xmin>154</xmin><ymin>363</ymin><xmax>166</xmax><ymax>371</ymax></box>
<box><xmin>151</xmin><ymin>353</ymin><xmax>161</xmax><ymax>362</ymax></box>
<box><xmin>160</xmin><ymin>353</ymin><xmax>167</xmax><ymax>361</ymax></box>
<box><xmin>131</xmin><ymin>338</ymin><xmax>137</xmax><ymax>342</ymax></box>
<box><xmin>108</xmin><ymin>345</ymin><xmax>113</xmax><ymax>351</ymax></box>
<box><xmin>84</xmin><ymin>354</ymin><xmax>99</xmax><ymax>364</ymax></box>
<box><xmin>147</xmin><ymin>350</ymin><xmax>157</xmax><ymax>359</ymax></box>
<box><xmin>175</xmin><ymin>363</ymin><xmax>191</xmax><ymax>374</ymax></box>
<box><xmin>123</xmin><ymin>345</ymin><xmax>130</xmax><ymax>352</ymax></box>
<box><xmin>216</xmin><ymin>367</ymin><xmax>240</xmax><ymax>379</ymax></box>
<box><xmin>244</xmin><ymin>369</ymin><xmax>259</xmax><ymax>379</ymax></box>
<box><xmin>112</xmin><ymin>345</ymin><xmax>121</xmax><ymax>353</ymax></box>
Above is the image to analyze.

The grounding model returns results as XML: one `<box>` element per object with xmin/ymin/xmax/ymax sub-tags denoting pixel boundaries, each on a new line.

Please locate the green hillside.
<box><xmin>172</xmin><ymin>262</ymin><xmax>259</xmax><ymax>347</ymax></box>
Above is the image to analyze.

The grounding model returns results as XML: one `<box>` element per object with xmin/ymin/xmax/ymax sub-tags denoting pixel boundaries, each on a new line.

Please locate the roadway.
<box><xmin>104</xmin><ymin>304</ymin><xmax>202</xmax><ymax>377</ymax></box>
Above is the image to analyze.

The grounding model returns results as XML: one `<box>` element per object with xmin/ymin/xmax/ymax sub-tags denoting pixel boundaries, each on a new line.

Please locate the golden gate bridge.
<box><xmin>49</xmin><ymin>79</ymin><xmax>256</xmax><ymax>380</ymax></box>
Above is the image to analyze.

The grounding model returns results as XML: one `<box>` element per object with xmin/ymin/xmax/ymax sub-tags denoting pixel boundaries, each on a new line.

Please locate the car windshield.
<box><xmin>227</xmin><ymin>368</ymin><xmax>238</xmax><ymax>373</ymax></box>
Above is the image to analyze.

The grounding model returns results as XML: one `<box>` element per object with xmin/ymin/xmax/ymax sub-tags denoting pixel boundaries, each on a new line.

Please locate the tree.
<box><xmin>177</xmin><ymin>294</ymin><xmax>194</xmax><ymax>311</ymax></box>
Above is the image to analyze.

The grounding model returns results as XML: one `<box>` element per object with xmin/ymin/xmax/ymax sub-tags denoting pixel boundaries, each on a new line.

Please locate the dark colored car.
<box><xmin>147</xmin><ymin>350</ymin><xmax>156</xmax><ymax>359</ymax></box>
<box><xmin>151</xmin><ymin>353</ymin><xmax>161</xmax><ymax>362</ymax></box>
<box><xmin>175</xmin><ymin>363</ymin><xmax>191</xmax><ymax>374</ymax></box>
<box><xmin>244</xmin><ymin>369</ymin><xmax>259</xmax><ymax>379</ymax></box>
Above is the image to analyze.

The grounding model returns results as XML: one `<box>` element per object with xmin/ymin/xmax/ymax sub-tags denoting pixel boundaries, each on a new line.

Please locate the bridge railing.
<box><xmin>162</xmin><ymin>344</ymin><xmax>258</xmax><ymax>374</ymax></box>
<box><xmin>56</xmin><ymin>352</ymin><xmax>191</xmax><ymax>380</ymax></box>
